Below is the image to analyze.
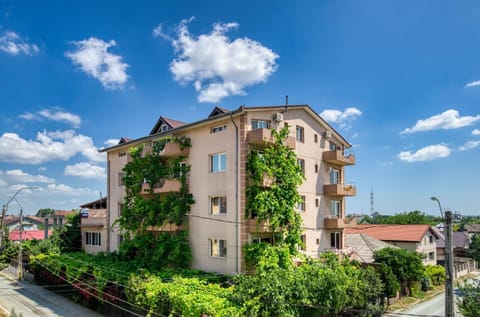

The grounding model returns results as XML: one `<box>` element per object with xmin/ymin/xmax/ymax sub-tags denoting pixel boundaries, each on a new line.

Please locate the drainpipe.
<box><xmin>230</xmin><ymin>112</ymin><xmax>239</xmax><ymax>273</ymax></box>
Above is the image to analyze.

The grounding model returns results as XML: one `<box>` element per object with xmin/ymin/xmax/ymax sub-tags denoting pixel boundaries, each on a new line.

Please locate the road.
<box><xmin>0</xmin><ymin>274</ymin><xmax>103</xmax><ymax>317</ymax></box>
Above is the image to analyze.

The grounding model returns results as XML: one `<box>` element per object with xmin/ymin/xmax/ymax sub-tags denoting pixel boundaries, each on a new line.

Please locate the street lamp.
<box><xmin>1</xmin><ymin>186</ymin><xmax>38</xmax><ymax>280</ymax></box>
<box><xmin>431</xmin><ymin>196</ymin><xmax>454</xmax><ymax>317</ymax></box>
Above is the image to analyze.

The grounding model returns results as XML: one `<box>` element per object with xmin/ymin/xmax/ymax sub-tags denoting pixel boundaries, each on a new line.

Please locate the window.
<box><xmin>296</xmin><ymin>125</ymin><xmax>304</xmax><ymax>143</ymax></box>
<box><xmin>300</xmin><ymin>234</ymin><xmax>306</xmax><ymax>251</ymax></box>
<box><xmin>315</xmin><ymin>163</ymin><xmax>319</xmax><ymax>173</ymax></box>
<box><xmin>210</xmin><ymin>196</ymin><xmax>227</xmax><ymax>215</ymax></box>
<box><xmin>329</xmin><ymin>141</ymin><xmax>339</xmax><ymax>151</ymax></box>
<box><xmin>210</xmin><ymin>239</ymin><xmax>227</xmax><ymax>258</ymax></box>
<box><xmin>118</xmin><ymin>151</ymin><xmax>126</xmax><ymax>157</ymax></box>
<box><xmin>330</xmin><ymin>232</ymin><xmax>342</xmax><ymax>249</ymax></box>
<box><xmin>118</xmin><ymin>172</ymin><xmax>125</xmax><ymax>186</ymax></box>
<box><xmin>329</xmin><ymin>168</ymin><xmax>340</xmax><ymax>184</ymax></box>
<box><xmin>85</xmin><ymin>232</ymin><xmax>101</xmax><ymax>246</ymax></box>
<box><xmin>173</xmin><ymin>162</ymin><xmax>187</xmax><ymax>178</ymax></box>
<box><xmin>428</xmin><ymin>252</ymin><xmax>435</xmax><ymax>261</ymax></box>
<box><xmin>161</xmin><ymin>124</ymin><xmax>170</xmax><ymax>132</ymax></box>
<box><xmin>210</xmin><ymin>153</ymin><xmax>227</xmax><ymax>172</ymax></box>
<box><xmin>297</xmin><ymin>158</ymin><xmax>305</xmax><ymax>174</ymax></box>
<box><xmin>330</xmin><ymin>200</ymin><xmax>341</xmax><ymax>218</ymax></box>
<box><xmin>314</xmin><ymin>134</ymin><xmax>318</xmax><ymax>143</ymax></box>
<box><xmin>429</xmin><ymin>235</ymin><xmax>434</xmax><ymax>244</ymax></box>
<box><xmin>118</xmin><ymin>203</ymin><xmax>124</xmax><ymax>216</ymax></box>
<box><xmin>211</xmin><ymin>125</ymin><xmax>227</xmax><ymax>133</ymax></box>
<box><xmin>252</xmin><ymin>119</ymin><xmax>271</xmax><ymax>130</ymax></box>
<box><xmin>297</xmin><ymin>195</ymin><xmax>306</xmax><ymax>211</ymax></box>
<box><xmin>316</xmin><ymin>238</ymin><xmax>320</xmax><ymax>245</ymax></box>
<box><xmin>118</xmin><ymin>234</ymin><xmax>125</xmax><ymax>246</ymax></box>
<box><xmin>315</xmin><ymin>198</ymin><xmax>319</xmax><ymax>207</ymax></box>
<box><xmin>252</xmin><ymin>237</ymin><xmax>272</xmax><ymax>244</ymax></box>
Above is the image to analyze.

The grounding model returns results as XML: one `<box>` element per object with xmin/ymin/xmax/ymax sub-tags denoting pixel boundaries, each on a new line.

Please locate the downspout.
<box><xmin>230</xmin><ymin>112</ymin><xmax>239</xmax><ymax>273</ymax></box>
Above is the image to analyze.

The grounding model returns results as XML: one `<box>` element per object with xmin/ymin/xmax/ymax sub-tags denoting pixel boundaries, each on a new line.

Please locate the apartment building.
<box><xmin>103</xmin><ymin>105</ymin><xmax>356</xmax><ymax>273</ymax></box>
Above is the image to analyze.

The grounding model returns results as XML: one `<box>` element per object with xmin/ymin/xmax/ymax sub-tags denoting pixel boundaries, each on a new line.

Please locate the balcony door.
<box><xmin>329</xmin><ymin>168</ymin><xmax>340</xmax><ymax>184</ymax></box>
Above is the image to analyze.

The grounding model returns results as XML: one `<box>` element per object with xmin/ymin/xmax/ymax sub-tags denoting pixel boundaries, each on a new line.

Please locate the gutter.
<box><xmin>230</xmin><ymin>112</ymin><xmax>240</xmax><ymax>273</ymax></box>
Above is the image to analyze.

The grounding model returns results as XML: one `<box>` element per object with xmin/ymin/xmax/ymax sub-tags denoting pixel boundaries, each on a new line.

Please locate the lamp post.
<box><xmin>1</xmin><ymin>186</ymin><xmax>38</xmax><ymax>280</ymax></box>
<box><xmin>431</xmin><ymin>196</ymin><xmax>454</xmax><ymax>317</ymax></box>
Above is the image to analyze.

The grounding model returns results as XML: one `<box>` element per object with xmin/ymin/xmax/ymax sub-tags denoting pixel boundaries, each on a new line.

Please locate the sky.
<box><xmin>1</xmin><ymin>1</ymin><xmax>480</xmax><ymax>216</ymax></box>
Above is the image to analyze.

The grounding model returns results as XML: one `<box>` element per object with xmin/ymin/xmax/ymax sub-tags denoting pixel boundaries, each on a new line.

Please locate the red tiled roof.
<box><xmin>54</xmin><ymin>211</ymin><xmax>76</xmax><ymax>217</ymax></box>
<box><xmin>9</xmin><ymin>230</ymin><xmax>52</xmax><ymax>241</ymax></box>
<box><xmin>345</xmin><ymin>224</ymin><xmax>437</xmax><ymax>242</ymax></box>
<box><xmin>162</xmin><ymin>116</ymin><xmax>186</xmax><ymax>129</ymax></box>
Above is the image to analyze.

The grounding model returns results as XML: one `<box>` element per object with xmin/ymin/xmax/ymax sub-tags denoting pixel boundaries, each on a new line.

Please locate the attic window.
<box><xmin>211</xmin><ymin>125</ymin><xmax>227</xmax><ymax>133</ymax></box>
<box><xmin>161</xmin><ymin>125</ymin><xmax>170</xmax><ymax>132</ymax></box>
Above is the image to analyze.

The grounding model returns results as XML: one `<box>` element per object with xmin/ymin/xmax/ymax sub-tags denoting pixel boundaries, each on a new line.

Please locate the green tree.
<box><xmin>363</xmin><ymin>210</ymin><xmax>440</xmax><ymax>225</ymax></box>
<box><xmin>458</xmin><ymin>280</ymin><xmax>480</xmax><ymax>317</ymax></box>
<box><xmin>374</xmin><ymin>247</ymin><xmax>425</xmax><ymax>297</ymax></box>
<box><xmin>468</xmin><ymin>233</ymin><xmax>480</xmax><ymax>262</ymax></box>
<box><xmin>53</xmin><ymin>212</ymin><xmax>81</xmax><ymax>252</ymax></box>
<box><xmin>35</xmin><ymin>208</ymin><xmax>55</xmax><ymax>217</ymax></box>
<box><xmin>245</xmin><ymin>127</ymin><xmax>305</xmax><ymax>268</ymax></box>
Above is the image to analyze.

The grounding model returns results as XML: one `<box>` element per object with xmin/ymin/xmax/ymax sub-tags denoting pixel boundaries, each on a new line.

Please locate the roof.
<box><xmin>436</xmin><ymin>231</ymin><xmax>470</xmax><ymax>249</ymax></box>
<box><xmin>463</xmin><ymin>224</ymin><xmax>480</xmax><ymax>233</ymax></box>
<box><xmin>80</xmin><ymin>197</ymin><xmax>107</xmax><ymax>209</ymax></box>
<box><xmin>4</xmin><ymin>215</ymin><xmax>44</xmax><ymax>226</ymax></box>
<box><xmin>9</xmin><ymin>230</ymin><xmax>52</xmax><ymax>241</ymax></box>
<box><xmin>102</xmin><ymin>104</ymin><xmax>352</xmax><ymax>153</ymax></box>
<box><xmin>346</xmin><ymin>233</ymin><xmax>398</xmax><ymax>263</ymax></box>
<box><xmin>53</xmin><ymin>211</ymin><xmax>77</xmax><ymax>217</ymax></box>
<box><xmin>345</xmin><ymin>224</ymin><xmax>440</xmax><ymax>242</ymax></box>
<box><xmin>208</xmin><ymin>106</ymin><xmax>230</xmax><ymax>118</ymax></box>
<box><xmin>149</xmin><ymin>116</ymin><xmax>187</xmax><ymax>135</ymax></box>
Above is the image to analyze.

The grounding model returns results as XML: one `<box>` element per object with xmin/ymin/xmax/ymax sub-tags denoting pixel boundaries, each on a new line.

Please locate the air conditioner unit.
<box><xmin>323</xmin><ymin>131</ymin><xmax>332</xmax><ymax>138</ymax></box>
<box><xmin>273</xmin><ymin>113</ymin><xmax>283</xmax><ymax>122</ymax></box>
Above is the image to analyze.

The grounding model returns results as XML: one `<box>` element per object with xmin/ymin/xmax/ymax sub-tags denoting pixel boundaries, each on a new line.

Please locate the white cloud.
<box><xmin>401</xmin><ymin>109</ymin><xmax>480</xmax><ymax>134</ymax></box>
<box><xmin>465</xmin><ymin>80</ymin><xmax>480</xmax><ymax>88</ymax></box>
<box><xmin>3</xmin><ymin>169</ymin><xmax>54</xmax><ymax>183</ymax></box>
<box><xmin>398</xmin><ymin>144</ymin><xmax>451</xmax><ymax>162</ymax></box>
<box><xmin>161</xmin><ymin>18</ymin><xmax>278</xmax><ymax>103</ymax></box>
<box><xmin>104</xmin><ymin>139</ymin><xmax>120</xmax><ymax>147</ymax></box>
<box><xmin>20</xmin><ymin>109</ymin><xmax>81</xmax><ymax>128</ymax></box>
<box><xmin>320</xmin><ymin>107</ymin><xmax>362</xmax><ymax>128</ymax></box>
<box><xmin>0</xmin><ymin>130</ymin><xmax>105</xmax><ymax>164</ymax></box>
<box><xmin>66</xmin><ymin>37</ymin><xmax>129</xmax><ymax>89</ymax></box>
<box><xmin>0</xmin><ymin>30</ymin><xmax>39</xmax><ymax>55</ymax></box>
<box><xmin>64</xmin><ymin>162</ymin><xmax>106</xmax><ymax>179</ymax></box>
<box><xmin>472</xmin><ymin>129</ymin><xmax>480</xmax><ymax>136</ymax></box>
<box><xmin>458</xmin><ymin>140</ymin><xmax>480</xmax><ymax>151</ymax></box>
<box><xmin>44</xmin><ymin>183</ymin><xmax>97</xmax><ymax>196</ymax></box>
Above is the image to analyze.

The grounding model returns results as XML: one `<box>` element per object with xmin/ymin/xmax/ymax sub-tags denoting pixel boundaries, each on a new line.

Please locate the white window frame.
<box><xmin>296</xmin><ymin>125</ymin><xmax>304</xmax><ymax>143</ymax></box>
<box><xmin>297</xmin><ymin>158</ymin><xmax>305</xmax><ymax>174</ymax></box>
<box><xmin>211</xmin><ymin>125</ymin><xmax>227</xmax><ymax>133</ymax></box>
<box><xmin>330</xmin><ymin>200</ymin><xmax>341</xmax><ymax>218</ymax></box>
<box><xmin>330</xmin><ymin>232</ymin><xmax>342</xmax><ymax>249</ymax></box>
<box><xmin>297</xmin><ymin>195</ymin><xmax>306</xmax><ymax>211</ymax></box>
<box><xmin>252</xmin><ymin>119</ymin><xmax>271</xmax><ymax>130</ymax></box>
<box><xmin>210</xmin><ymin>153</ymin><xmax>227</xmax><ymax>172</ymax></box>
<box><xmin>85</xmin><ymin>232</ymin><xmax>101</xmax><ymax>246</ymax></box>
<box><xmin>329</xmin><ymin>168</ymin><xmax>340</xmax><ymax>184</ymax></box>
<box><xmin>210</xmin><ymin>238</ymin><xmax>227</xmax><ymax>258</ymax></box>
<box><xmin>118</xmin><ymin>172</ymin><xmax>125</xmax><ymax>186</ymax></box>
<box><xmin>210</xmin><ymin>196</ymin><xmax>227</xmax><ymax>215</ymax></box>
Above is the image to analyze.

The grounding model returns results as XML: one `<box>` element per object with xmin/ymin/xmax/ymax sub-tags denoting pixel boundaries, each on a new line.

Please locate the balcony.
<box><xmin>140</xmin><ymin>179</ymin><xmax>182</xmax><ymax>195</ymax></box>
<box><xmin>323</xmin><ymin>150</ymin><xmax>355</xmax><ymax>166</ymax></box>
<box><xmin>247</xmin><ymin>218</ymin><xmax>271</xmax><ymax>233</ymax></box>
<box><xmin>323</xmin><ymin>183</ymin><xmax>356</xmax><ymax>196</ymax></box>
<box><xmin>158</xmin><ymin>142</ymin><xmax>189</xmax><ymax>158</ymax></box>
<box><xmin>146</xmin><ymin>223</ymin><xmax>184</xmax><ymax>232</ymax></box>
<box><xmin>247</xmin><ymin>128</ymin><xmax>296</xmax><ymax>149</ymax></box>
<box><xmin>324</xmin><ymin>217</ymin><xmax>357</xmax><ymax>229</ymax></box>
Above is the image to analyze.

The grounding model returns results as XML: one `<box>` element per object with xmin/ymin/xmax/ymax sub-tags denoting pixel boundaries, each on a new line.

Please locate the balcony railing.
<box><xmin>247</xmin><ymin>218</ymin><xmax>271</xmax><ymax>233</ymax></box>
<box><xmin>158</xmin><ymin>142</ymin><xmax>189</xmax><ymax>158</ymax></box>
<box><xmin>140</xmin><ymin>179</ymin><xmax>182</xmax><ymax>195</ymax></box>
<box><xmin>247</xmin><ymin>128</ymin><xmax>296</xmax><ymax>149</ymax></box>
<box><xmin>323</xmin><ymin>150</ymin><xmax>355</xmax><ymax>166</ymax></box>
<box><xmin>323</xmin><ymin>183</ymin><xmax>356</xmax><ymax>196</ymax></box>
<box><xmin>324</xmin><ymin>217</ymin><xmax>357</xmax><ymax>229</ymax></box>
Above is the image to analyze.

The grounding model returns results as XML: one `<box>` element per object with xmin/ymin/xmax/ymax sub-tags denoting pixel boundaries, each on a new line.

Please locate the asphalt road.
<box><xmin>0</xmin><ymin>273</ymin><xmax>103</xmax><ymax>317</ymax></box>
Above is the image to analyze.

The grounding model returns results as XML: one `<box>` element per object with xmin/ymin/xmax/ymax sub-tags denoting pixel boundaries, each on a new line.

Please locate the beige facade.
<box><xmin>80</xmin><ymin>209</ymin><xmax>108</xmax><ymax>254</ymax></box>
<box><xmin>387</xmin><ymin>232</ymin><xmax>437</xmax><ymax>266</ymax></box>
<box><xmin>104</xmin><ymin>105</ymin><xmax>355</xmax><ymax>273</ymax></box>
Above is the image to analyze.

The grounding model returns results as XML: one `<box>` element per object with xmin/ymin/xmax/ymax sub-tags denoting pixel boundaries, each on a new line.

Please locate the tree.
<box><xmin>468</xmin><ymin>233</ymin><xmax>480</xmax><ymax>262</ymax></box>
<box><xmin>458</xmin><ymin>280</ymin><xmax>480</xmax><ymax>317</ymax></box>
<box><xmin>373</xmin><ymin>247</ymin><xmax>425</xmax><ymax>296</ymax></box>
<box><xmin>362</xmin><ymin>210</ymin><xmax>440</xmax><ymax>225</ymax></box>
<box><xmin>35</xmin><ymin>208</ymin><xmax>55</xmax><ymax>218</ymax></box>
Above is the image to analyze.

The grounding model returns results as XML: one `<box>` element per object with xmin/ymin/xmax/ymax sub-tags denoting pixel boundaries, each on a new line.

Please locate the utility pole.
<box><xmin>445</xmin><ymin>210</ymin><xmax>455</xmax><ymax>317</ymax></box>
<box><xmin>18</xmin><ymin>207</ymin><xmax>24</xmax><ymax>281</ymax></box>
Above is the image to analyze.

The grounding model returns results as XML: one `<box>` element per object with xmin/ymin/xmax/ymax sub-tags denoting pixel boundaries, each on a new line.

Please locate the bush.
<box><xmin>424</xmin><ymin>265</ymin><xmax>445</xmax><ymax>286</ymax></box>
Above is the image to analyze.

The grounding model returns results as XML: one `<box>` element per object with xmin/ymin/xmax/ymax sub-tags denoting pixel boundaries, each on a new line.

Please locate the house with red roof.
<box><xmin>346</xmin><ymin>224</ymin><xmax>441</xmax><ymax>265</ymax></box>
<box><xmin>9</xmin><ymin>229</ymin><xmax>52</xmax><ymax>242</ymax></box>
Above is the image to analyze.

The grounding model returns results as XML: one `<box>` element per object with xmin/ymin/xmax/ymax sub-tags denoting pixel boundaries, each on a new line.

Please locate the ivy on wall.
<box><xmin>245</xmin><ymin>127</ymin><xmax>305</xmax><ymax>268</ymax></box>
<box><xmin>115</xmin><ymin>136</ymin><xmax>194</xmax><ymax>268</ymax></box>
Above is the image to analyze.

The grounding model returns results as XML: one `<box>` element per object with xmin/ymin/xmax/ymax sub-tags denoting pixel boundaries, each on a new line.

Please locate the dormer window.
<box><xmin>161</xmin><ymin>125</ymin><xmax>170</xmax><ymax>132</ymax></box>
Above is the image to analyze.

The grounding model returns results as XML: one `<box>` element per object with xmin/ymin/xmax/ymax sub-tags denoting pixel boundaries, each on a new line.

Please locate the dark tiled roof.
<box><xmin>436</xmin><ymin>231</ymin><xmax>469</xmax><ymax>249</ymax></box>
<box><xmin>346</xmin><ymin>233</ymin><xmax>397</xmax><ymax>263</ymax></box>
<box><xmin>464</xmin><ymin>224</ymin><xmax>480</xmax><ymax>233</ymax></box>
<box><xmin>149</xmin><ymin>116</ymin><xmax>187</xmax><ymax>135</ymax></box>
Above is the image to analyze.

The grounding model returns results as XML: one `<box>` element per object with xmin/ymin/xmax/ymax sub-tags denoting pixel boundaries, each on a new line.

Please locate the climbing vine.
<box><xmin>116</xmin><ymin>136</ymin><xmax>194</xmax><ymax>268</ymax></box>
<box><xmin>245</xmin><ymin>127</ymin><xmax>305</xmax><ymax>268</ymax></box>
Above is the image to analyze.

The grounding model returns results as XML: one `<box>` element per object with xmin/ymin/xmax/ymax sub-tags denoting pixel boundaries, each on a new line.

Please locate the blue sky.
<box><xmin>1</xmin><ymin>1</ymin><xmax>479</xmax><ymax>216</ymax></box>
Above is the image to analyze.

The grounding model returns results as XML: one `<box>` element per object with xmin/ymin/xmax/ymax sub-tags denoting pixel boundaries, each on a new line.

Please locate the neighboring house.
<box><xmin>462</xmin><ymin>224</ymin><xmax>480</xmax><ymax>239</ymax></box>
<box><xmin>346</xmin><ymin>224</ymin><xmax>441</xmax><ymax>265</ymax></box>
<box><xmin>102</xmin><ymin>105</ymin><xmax>357</xmax><ymax>273</ymax></box>
<box><xmin>4</xmin><ymin>215</ymin><xmax>44</xmax><ymax>232</ymax></box>
<box><xmin>79</xmin><ymin>198</ymin><xmax>108</xmax><ymax>254</ymax></box>
<box><xmin>9</xmin><ymin>229</ymin><xmax>52</xmax><ymax>242</ymax></box>
<box><xmin>435</xmin><ymin>230</ymin><xmax>476</xmax><ymax>277</ymax></box>
<box><xmin>345</xmin><ymin>233</ymin><xmax>398</xmax><ymax>263</ymax></box>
